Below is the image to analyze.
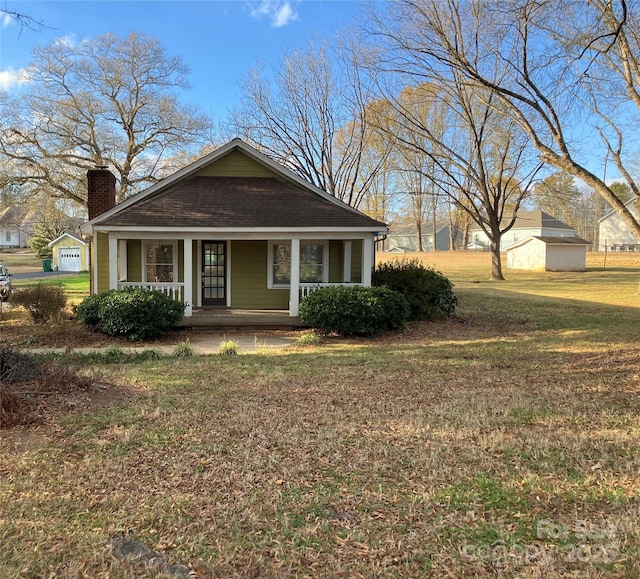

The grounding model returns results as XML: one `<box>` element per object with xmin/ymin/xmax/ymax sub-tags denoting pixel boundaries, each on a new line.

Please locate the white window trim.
<box><xmin>267</xmin><ymin>239</ymin><xmax>329</xmax><ymax>289</ymax></box>
<box><xmin>142</xmin><ymin>240</ymin><xmax>178</xmax><ymax>283</ymax></box>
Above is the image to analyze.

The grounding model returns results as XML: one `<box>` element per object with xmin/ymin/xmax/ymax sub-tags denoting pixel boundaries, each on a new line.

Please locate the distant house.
<box><xmin>468</xmin><ymin>210</ymin><xmax>577</xmax><ymax>251</ymax></box>
<box><xmin>506</xmin><ymin>236</ymin><xmax>592</xmax><ymax>272</ymax></box>
<box><xmin>0</xmin><ymin>206</ymin><xmax>36</xmax><ymax>248</ymax></box>
<box><xmin>386</xmin><ymin>223</ymin><xmax>460</xmax><ymax>252</ymax></box>
<box><xmin>598</xmin><ymin>198</ymin><xmax>639</xmax><ymax>251</ymax></box>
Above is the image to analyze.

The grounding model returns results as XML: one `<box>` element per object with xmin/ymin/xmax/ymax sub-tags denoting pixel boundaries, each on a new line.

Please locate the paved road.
<box><xmin>11</xmin><ymin>271</ymin><xmax>80</xmax><ymax>280</ymax></box>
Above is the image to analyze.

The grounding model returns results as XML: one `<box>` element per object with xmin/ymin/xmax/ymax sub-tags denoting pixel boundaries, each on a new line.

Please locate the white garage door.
<box><xmin>58</xmin><ymin>247</ymin><xmax>82</xmax><ymax>271</ymax></box>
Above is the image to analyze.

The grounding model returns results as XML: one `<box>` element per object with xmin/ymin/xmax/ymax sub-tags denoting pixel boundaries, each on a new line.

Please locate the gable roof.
<box><xmin>0</xmin><ymin>205</ymin><xmax>26</xmax><ymax>226</ymax></box>
<box><xmin>388</xmin><ymin>223</ymin><xmax>450</xmax><ymax>237</ymax></box>
<box><xmin>512</xmin><ymin>210</ymin><xmax>574</xmax><ymax>230</ymax></box>
<box><xmin>507</xmin><ymin>235</ymin><xmax>592</xmax><ymax>251</ymax></box>
<box><xmin>597</xmin><ymin>196</ymin><xmax>638</xmax><ymax>223</ymax></box>
<box><xmin>469</xmin><ymin>210</ymin><xmax>574</xmax><ymax>232</ymax></box>
<box><xmin>48</xmin><ymin>232</ymin><xmax>87</xmax><ymax>247</ymax></box>
<box><xmin>84</xmin><ymin>139</ymin><xmax>385</xmax><ymax>232</ymax></box>
<box><xmin>100</xmin><ymin>176</ymin><xmax>383</xmax><ymax>228</ymax></box>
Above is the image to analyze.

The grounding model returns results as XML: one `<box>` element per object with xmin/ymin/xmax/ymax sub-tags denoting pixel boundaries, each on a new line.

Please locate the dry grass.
<box><xmin>0</xmin><ymin>248</ymin><xmax>42</xmax><ymax>274</ymax></box>
<box><xmin>1</xmin><ymin>252</ymin><xmax>640</xmax><ymax>577</ymax></box>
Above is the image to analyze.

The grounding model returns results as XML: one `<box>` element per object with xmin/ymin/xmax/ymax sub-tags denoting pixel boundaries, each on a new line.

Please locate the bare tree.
<box><xmin>0</xmin><ymin>32</ymin><xmax>211</xmax><ymax>207</ymax></box>
<box><xmin>230</xmin><ymin>39</ymin><xmax>389</xmax><ymax>209</ymax></box>
<box><xmin>367</xmin><ymin>0</ymin><xmax>640</xmax><ymax>242</ymax></box>
<box><xmin>369</xmin><ymin>75</ymin><xmax>541</xmax><ymax>278</ymax></box>
<box><xmin>0</xmin><ymin>6</ymin><xmax>48</xmax><ymax>34</ymax></box>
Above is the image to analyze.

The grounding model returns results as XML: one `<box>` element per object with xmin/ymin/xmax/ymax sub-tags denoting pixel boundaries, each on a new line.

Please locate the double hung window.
<box><xmin>268</xmin><ymin>240</ymin><xmax>327</xmax><ymax>288</ymax></box>
<box><xmin>145</xmin><ymin>241</ymin><xmax>176</xmax><ymax>283</ymax></box>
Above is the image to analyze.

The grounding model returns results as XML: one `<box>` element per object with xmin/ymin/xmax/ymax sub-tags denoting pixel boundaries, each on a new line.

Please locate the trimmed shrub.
<box><xmin>373</xmin><ymin>259</ymin><xmax>458</xmax><ymax>321</ymax></box>
<box><xmin>76</xmin><ymin>287</ymin><xmax>185</xmax><ymax>341</ymax></box>
<box><xmin>11</xmin><ymin>283</ymin><xmax>67</xmax><ymax>324</ymax></box>
<box><xmin>299</xmin><ymin>285</ymin><xmax>409</xmax><ymax>338</ymax></box>
<box><xmin>75</xmin><ymin>292</ymin><xmax>103</xmax><ymax>329</ymax></box>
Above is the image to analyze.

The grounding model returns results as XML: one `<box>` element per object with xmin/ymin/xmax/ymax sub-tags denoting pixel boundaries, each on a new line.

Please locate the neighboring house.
<box><xmin>80</xmin><ymin>138</ymin><xmax>387</xmax><ymax>321</ymax></box>
<box><xmin>598</xmin><ymin>198</ymin><xmax>639</xmax><ymax>251</ymax></box>
<box><xmin>0</xmin><ymin>206</ymin><xmax>36</xmax><ymax>248</ymax></box>
<box><xmin>468</xmin><ymin>210</ymin><xmax>577</xmax><ymax>251</ymax></box>
<box><xmin>386</xmin><ymin>223</ymin><xmax>460</xmax><ymax>252</ymax></box>
<box><xmin>48</xmin><ymin>232</ymin><xmax>89</xmax><ymax>272</ymax></box>
<box><xmin>506</xmin><ymin>236</ymin><xmax>592</xmax><ymax>272</ymax></box>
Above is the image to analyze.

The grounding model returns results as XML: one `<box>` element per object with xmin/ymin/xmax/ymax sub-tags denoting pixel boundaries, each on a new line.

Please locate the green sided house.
<box><xmin>80</xmin><ymin>139</ymin><xmax>387</xmax><ymax>324</ymax></box>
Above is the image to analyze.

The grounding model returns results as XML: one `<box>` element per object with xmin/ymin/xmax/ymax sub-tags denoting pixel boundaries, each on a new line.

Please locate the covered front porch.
<box><xmin>176</xmin><ymin>308</ymin><xmax>307</xmax><ymax>328</ymax></box>
<box><xmin>98</xmin><ymin>234</ymin><xmax>376</xmax><ymax>319</ymax></box>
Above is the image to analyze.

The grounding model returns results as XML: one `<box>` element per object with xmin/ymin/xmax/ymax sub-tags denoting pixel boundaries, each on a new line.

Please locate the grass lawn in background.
<box><xmin>0</xmin><ymin>248</ymin><xmax>42</xmax><ymax>273</ymax></box>
<box><xmin>12</xmin><ymin>273</ymin><xmax>90</xmax><ymax>305</ymax></box>
<box><xmin>1</xmin><ymin>251</ymin><xmax>639</xmax><ymax>577</ymax></box>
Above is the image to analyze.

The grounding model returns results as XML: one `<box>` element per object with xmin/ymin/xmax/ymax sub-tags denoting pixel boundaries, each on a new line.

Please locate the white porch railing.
<box><xmin>299</xmin><ymin>282</ymin><xmax>361</xmax><ymax>300</ymax></box>
<box><xmin>118</xmin><ymin>282</ymin><xmax>185</xmax><ymax>303</ymax></box>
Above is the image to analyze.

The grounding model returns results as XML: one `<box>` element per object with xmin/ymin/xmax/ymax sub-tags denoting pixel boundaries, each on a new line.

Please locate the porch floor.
<box><xmin>177</xmin><ymin>308</ymin><xmax>308</xmax><ymax>329</ymax></box>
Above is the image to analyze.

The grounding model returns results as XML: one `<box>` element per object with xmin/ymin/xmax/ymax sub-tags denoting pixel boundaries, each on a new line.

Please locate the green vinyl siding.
<box><xmin>126</xmin><ymin>240</ymin><xmax>142</xmax><ymax>282</ymax></box>
<box><xmin>194</xmin><ymin>150</ymin><xmax>278</xmax><ymax>178</ymax></box>
<box><xmin>231</xmin><ymin>240</ymin><xmax>288</xmax><ymax>309</ymax></box>
<box><xmin>351</xmin><ymin>239</ymin><xmax>363</xmax><ymax>283</ymax></box>
<box><xmin>328</xmin><ymin>239</ymin><xmax>364</xmax><ymax>283</ymax></box>
<box><xmin>329</xmin><ymin>240</ymin><xmax>343</xmax><ymax>283</ymax></box>
<box><xmin>96</xmin><ymin>233</ymin><xmax>110</xmax><ymax>294</ymax></box>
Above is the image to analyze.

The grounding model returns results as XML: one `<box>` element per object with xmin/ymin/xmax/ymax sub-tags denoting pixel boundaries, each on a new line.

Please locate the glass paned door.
<box><xmin>202</xmin><ymin>241</ymin><xmax>226</xmax><ymax>306</ymax></box>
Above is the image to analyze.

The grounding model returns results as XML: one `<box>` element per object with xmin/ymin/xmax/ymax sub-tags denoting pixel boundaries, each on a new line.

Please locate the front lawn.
<box><xmin>1</xmin><ymin>253</ymin><xmax>639</xmax><ymax>577</ymax></box>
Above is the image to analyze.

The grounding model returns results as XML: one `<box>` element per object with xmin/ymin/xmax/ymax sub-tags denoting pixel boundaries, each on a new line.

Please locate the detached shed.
<box><xmin>48</xmin><ymin>232</ymin><xmax>89</xmax><ymax>272</ymax></box>
<box><xmin>506</xmin><ymin>236</ymin><xmax>591</xmax><ymax>272</ymax></box>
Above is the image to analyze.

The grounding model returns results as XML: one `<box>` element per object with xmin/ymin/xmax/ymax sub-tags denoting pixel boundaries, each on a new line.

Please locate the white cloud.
<box><xmin>251</xmin><ymin>1</ymin><xmax>298</xmax><ymax>27</ymax></box>
<box><xmin>0</xmin><ymin>67</ymin><xmax>31</xmax><ymax>91</ymax></box>
<box><xmin>273</xmin><ymin>3</ymin><xmax>297</xmax><ymax>27</ymax></box>
<box><xmin>2</xmin><ymin>13</ymin><xmax>14</xmax><ymax>28</ymax></box>
<box><xmin>53</xmin><ymin>33</ymin><xmax>77</xmax><ymax>48</ymax></box>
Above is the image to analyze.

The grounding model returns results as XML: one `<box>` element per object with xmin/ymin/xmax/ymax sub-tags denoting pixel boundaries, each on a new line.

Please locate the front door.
<box><xmin>202</xmin><ymin>241</ymin><xmax>227</xmax><ymax>306</ymax></box>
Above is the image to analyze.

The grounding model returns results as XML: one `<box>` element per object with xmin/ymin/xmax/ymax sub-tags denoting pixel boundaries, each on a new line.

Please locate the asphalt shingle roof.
<box><xmin>101</xmin><ymin>176</ymin><xmax>385</xmax><ymax>229</ymax></box>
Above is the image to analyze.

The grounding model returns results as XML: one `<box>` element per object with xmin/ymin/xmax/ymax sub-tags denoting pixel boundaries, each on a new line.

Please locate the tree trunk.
<box><xmin>462</xmin><ymin>221</ymin><xmax>470</xmax><ymax>250</ymax></box>
<box><xmin>490</xmin><ymin>240</ymin><xmax>505</xmax><ymax>280</ymax></box>
<box><xmin>432</xmin><ymin>198</ymin><xmax>437</xmax><ymax>251</ymax></box>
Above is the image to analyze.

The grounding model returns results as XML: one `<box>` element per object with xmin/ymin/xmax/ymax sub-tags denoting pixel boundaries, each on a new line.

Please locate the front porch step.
<box><xmin>177</xmin><ymin>309</ymin><xmax>308</xmax><ymax>329</ymax></box>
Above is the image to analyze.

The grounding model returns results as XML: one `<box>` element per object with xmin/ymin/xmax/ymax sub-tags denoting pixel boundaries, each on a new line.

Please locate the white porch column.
<box><xmin>289</xmin><ymin>237</ymin><xmax>300</xmax><ymax>316</ymax></box>
<box><xmin>362</xmin><ymin>235</ymin><xmax>373</xmax><ymax>286</ymax></box>
<box><xmin>183</xmin><ymin>237</ymin><xmax>193</xmax><ymax>317</ymax></box>
<box><xmin>343</xmin><ymin>240</ymin><xmax>352</xmax><ymax>283</ymax></box>
<box><xmin>108</xmin><ymin>234</ymin><xmax>118</xmax><ymax>290</ymax></box>
<box><xmin>118</xmin><ymin>239</ymin><xmax>127</xmax><ymax>281</ymax></box>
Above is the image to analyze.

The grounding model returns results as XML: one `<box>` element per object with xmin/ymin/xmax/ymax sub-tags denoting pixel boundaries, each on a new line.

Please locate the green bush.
<box><xmin>76</xmin><ymin>287</ymin><xmax>185</xmax><ymax>341</ymax></box>
<box><xmin>373</xmin><ymin>258</ymin><xmax>458</xmax><ymax>320</ymax></box>
<box><xmin>11</xmin><ymin>283</ymin><xmax>67</xmax><ymax>324</ymax></box>
<box><xmin>299</xmin><ymin>285</ymin><xmax>409</xmax><ymax>337</ymax></box>
<box><xmin>75</xmin><ymin>292</ymin><xmax>103</xmax><ymax>329</ymax></box>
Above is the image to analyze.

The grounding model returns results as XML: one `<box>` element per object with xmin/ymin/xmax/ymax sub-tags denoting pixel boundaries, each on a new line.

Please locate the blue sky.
<box><xmin>0</xmin><ymin>0</ymin><xmax>365</xmax><ymax>118</ymax></box>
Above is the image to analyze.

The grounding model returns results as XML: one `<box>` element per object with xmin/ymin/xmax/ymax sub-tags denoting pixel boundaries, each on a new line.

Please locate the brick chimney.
<box><xmin>87</xmin><ymin>167</ymin><xmax>116</xmax><ymax>220</ymax></box>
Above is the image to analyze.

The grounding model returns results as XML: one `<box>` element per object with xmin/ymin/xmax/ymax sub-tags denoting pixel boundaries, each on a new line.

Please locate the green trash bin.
<box><xmin>42</xmin><ymin>259</ymin><xmax>52</xmax><ymax>272</ymax></box>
